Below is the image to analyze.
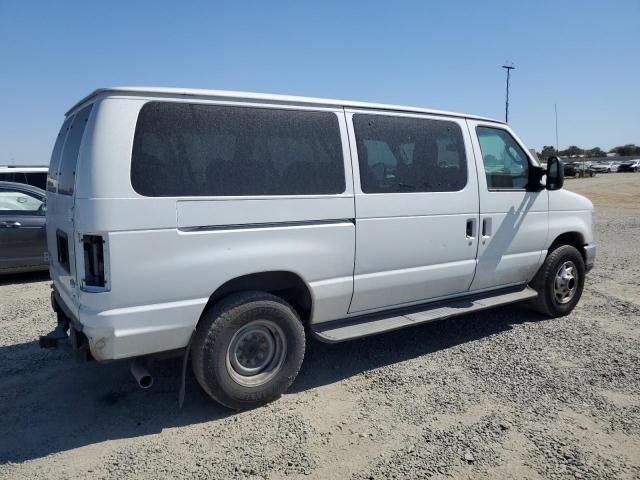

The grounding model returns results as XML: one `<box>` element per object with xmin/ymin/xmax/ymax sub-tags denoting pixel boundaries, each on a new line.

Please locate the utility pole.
<box><xmin>502</xmin><ymin>62</ymin><xmax>515</xmax><ymax>123</ymax></box>
<box><xmin>555</xmin><ymin>103</ymin><xmax>559</xmax><ymax>153</ymax></box>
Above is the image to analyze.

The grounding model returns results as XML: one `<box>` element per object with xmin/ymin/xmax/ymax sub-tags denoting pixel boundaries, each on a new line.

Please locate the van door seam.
<box><xmin>343</xmin><ymin>108</ymin><xmax>358</xmax><ymax>314</ymax></box>
<box><xmin>465</xmin><ymin>119</ymin><xmax>482</xmax><ymax>288</ymax></box>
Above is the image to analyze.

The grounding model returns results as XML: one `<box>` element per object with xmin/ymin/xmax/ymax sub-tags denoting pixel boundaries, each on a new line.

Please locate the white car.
<box><xmin>590</xmin><ymin>161</ymin><xmax>618</xmax><ymax>173</ymax></box>
<box><xmin>41</xmin><ymin>87</ymin><xmax>596</xmax><ymax>409</ymax></box>
<box><xmin>0</xmin><ymin>166</ymin><xmax>48</xmax><ymax>189</ymax></box>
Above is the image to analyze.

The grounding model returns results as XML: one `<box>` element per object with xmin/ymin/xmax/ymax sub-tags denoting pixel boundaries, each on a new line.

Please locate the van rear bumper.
<box><xmin>48</xmin><ymin>286</ymin><xmax>205</xmax><ymax>361</ymax></box>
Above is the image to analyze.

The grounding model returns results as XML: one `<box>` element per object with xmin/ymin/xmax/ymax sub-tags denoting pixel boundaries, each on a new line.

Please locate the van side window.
<box><xmin>476</xmin><ymin>127</ymin><xmax>530</xmax><ymax>190</ymax></box>
<box><xmin>131</xmin><ymin>102</ymin><xmax>345</xmax><ymax>197</ymax></box>
<box><xmin>352</xmin><ymin>114</ymin><xmax>467</xmax><ymax>193</ymax></box>
<box><xmin>57</xmin><ymin>104</ymin><xmax>93</xmax><ymax>196</ymax></box>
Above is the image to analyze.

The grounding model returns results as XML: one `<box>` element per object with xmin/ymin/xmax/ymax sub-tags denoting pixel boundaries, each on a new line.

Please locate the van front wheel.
<box><xmin>529</xmin><ymin>245</ymin><xmax>585</xmax><ymax>317</ymax></box>
<box><xmin>191</xmin><ymin>291</ymin><xmax>305</xmax><ymax>410</ymax></box>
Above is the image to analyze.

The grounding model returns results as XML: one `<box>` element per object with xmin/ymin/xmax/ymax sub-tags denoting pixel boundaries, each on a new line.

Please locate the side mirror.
<box><xmin>546</xmin><ymin>156</ymin><xmax>564</xmax><ymax>190</ymax></box>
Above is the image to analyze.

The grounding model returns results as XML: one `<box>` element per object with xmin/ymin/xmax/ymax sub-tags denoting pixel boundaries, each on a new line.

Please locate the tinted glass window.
<box><xmin>47</xmin><ymin>116</ymin><xmax>73</xmax><ymax>192</ymax></box>
<box><xmin>476</xmin><ymin>127</ymin><xmax>530</xmax><ymax>189</ymax></box>
<box><xmin>131</xmin><ymin>102</ymin><xmax>345</xmax><ymax>197</ymax></box>
<box><xmin>0</xmin><ymin>188</ymin><xmax>44</xmax><ymax>215</ymax></box>
<box><xmin>353</xmin><ymin>114</ymin><xmax>467</xmax><ymax>193</ymax></box>
<box><xmin>26</xmin><ymin>172</ymin><xmax>47</xmax><ymax>190</ymax></box>
<box><xmin>0</xmin><ymin>172</ymin><xmax>27</xmax><ymax>183</ymax></box>
<box><xmin>0</xmin><ymin>172</ymin><xmax>46</xmax><ymax>189</ymax></box>
<box><xmin>58</xmin><ymin>104</ymin><xmax>93</xmax><ymax>195</ymax></box>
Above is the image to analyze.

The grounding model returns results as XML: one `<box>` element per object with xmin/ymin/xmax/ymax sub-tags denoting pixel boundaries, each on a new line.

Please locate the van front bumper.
<box><xmin>584</xmin><ymin>244</ymin><xmax>596</xmax><ymax>272</ymax></box>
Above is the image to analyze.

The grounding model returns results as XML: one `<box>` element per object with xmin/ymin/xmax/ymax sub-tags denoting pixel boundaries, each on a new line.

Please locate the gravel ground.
<box><xmin>0</xmin><ymin>173</ymin><xmax>639</xmax><ymax>479</ymax></box>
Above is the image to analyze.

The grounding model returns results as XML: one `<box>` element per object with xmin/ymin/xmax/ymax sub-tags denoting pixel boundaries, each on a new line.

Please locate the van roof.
<box><xmin>67</xmin><ymin>86</ymin><xmax>503</xmax><ymax>123</ymax></box>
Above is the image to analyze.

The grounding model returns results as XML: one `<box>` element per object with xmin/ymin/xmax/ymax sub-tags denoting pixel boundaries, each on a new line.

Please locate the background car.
<box><xmin>590</xmin><ymin>161</ymin><xmax>617</xmax><ymax>173</ymax></box>
<box><xmin>0</xmin><ymin>166</ymin><xmax>48</xmax><ymax>189</ymax></box>
<box><xmin>617</xmin><ymin>159</ymin><xmax>640</xmax><ymax>172</ymax></box>
<box><xmin>563</xmin><ymin>162</ymin><xmax>577</xmax><ymax>176</ymax></box>
<box><xmin>0</xmin><ymin>181</ymin><xmax>48</xmax><ymax>274</ymax></box>
<box><xmin>563</xmin><ymin>161</ymin><xmax>595</xmax><ymax>177</ymax></box>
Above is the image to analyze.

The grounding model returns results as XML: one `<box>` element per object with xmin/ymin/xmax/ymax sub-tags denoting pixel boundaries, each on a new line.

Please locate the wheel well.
<box><xmin>549</xmin><ymin>232</ymin><xmax>585</xmax><ymax>260</ymax></box>
<box><xmin>203</xmin><ymin>271</ymin><xmax>312</xmax><ymax>323</ymax></box>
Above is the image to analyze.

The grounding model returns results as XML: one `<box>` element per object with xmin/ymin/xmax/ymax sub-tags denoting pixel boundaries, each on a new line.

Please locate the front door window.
<box><xmin>477</xmin><ymin>127</ymin><xmax>530</xmax><ymax>189</ymax></box>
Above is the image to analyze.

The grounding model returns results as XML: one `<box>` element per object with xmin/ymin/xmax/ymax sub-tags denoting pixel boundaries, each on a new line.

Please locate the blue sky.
<box><xmin>1</xmin><ymin>0</ymin><xmax>638</xmax><ymax>165</ymax></box>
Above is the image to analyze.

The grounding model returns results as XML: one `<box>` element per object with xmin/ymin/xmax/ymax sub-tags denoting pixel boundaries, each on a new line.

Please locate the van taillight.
<box><xmin>82</xmin><ymin>235</ymin><xmax>105</xmax><ymax>289</ymax></box>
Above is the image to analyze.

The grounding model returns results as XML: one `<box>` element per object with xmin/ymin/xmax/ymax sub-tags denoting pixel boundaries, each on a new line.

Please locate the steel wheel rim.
<box><xmin>226</xmin><ymin>320</ymin><xmax>287</xmax><ymax>387</ymax></box>
<box><xmin>554</xmin><ymin>260</ymin><xmax>578</xmax><ymax>304</ymax></box>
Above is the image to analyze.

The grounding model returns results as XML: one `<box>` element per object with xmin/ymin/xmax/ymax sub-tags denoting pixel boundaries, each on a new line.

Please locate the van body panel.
<box><xmin>547</xmin><ymin>210</ymin><xmax>593</xmax><ymax>247</ymax></box>
<box><xmin>76</xmin><ymin>223</ymin><xmax>355</xmax><ymax>342</ymax></box>
<box><xmin>76</xmin><ymin>98</ymin><xmax>144</xmax><ymax>199</ymax></box>
<box><xmin>345</xmin><ymin>109</ymin><xmax>480</xmax><ymax>313</ymax></box>
<box><xmin>176</xmin><ymin>197</ymin><xmax>354</xmax><ymax>229</ymax></box>
<box><xmin>75</xmin><ymin>198</ymin><xmax>178</xmax><ymax>232</ymax></box>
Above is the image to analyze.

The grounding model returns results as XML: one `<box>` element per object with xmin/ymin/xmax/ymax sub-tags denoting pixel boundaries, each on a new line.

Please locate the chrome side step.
<box><xmin>312</xmin><ymin>286</ymin><xmax>538</xmax><ymax>343</ymax></box>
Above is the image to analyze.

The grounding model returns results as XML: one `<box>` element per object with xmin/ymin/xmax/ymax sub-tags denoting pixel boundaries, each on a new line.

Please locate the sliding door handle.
<box><xmin>465</xmin><ymin>219</ymin><xmax>476</xmax><ymax>239</ymax></box>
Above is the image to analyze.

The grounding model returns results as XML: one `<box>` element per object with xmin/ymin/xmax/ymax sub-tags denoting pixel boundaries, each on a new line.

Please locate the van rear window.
<box><xmin>57</xmin><ymin>105</ymin><xmax>93</xmax><ymax>196</ymax></box>
<box><xmin>47</xmin><ymin>116</ymin><xmax>73</xmax><ymax>192</ymax></box>
<box><xmin>131</xmin><ymin>102</ymin><xmax>345</xmax><ymax>197</ymax></box>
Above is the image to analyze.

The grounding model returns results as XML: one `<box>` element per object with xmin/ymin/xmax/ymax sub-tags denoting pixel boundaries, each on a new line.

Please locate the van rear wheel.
<box><xmin>191</xmin><ymin>291</ymin><xmax>305</xmax><ymax>410</ymax></box>
<box><xmin>529</xmin><ymin>245</ymin><xmax>585</xmax><ymax>317</ymax></box>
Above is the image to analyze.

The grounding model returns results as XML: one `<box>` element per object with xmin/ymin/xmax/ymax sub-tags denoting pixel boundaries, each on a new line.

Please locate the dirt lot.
<box><xmin>1</xmin><ymin>173</ymin><xmax>639</xmax><ymax>479</ymax></box>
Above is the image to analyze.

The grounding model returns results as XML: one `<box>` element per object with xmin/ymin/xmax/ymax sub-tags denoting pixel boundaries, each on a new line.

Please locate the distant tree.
<box><xmin>560</xmin><ymin>145</ymin><xmax>583</xmax><ymax>157</ymax></box>
<box><xmin>585</xmin><ymin>147</ymin><xmax>606</xmax><ymax>157</ymax></box>
<box><xmin>540</xmin><ymin>145</ymin><xmax>557</xmax><ymax>159</ymax></box>
<box><xmin>609</xmin><ymin>144</ymin><xmax>640</xmax><ymax>156</ymax></box>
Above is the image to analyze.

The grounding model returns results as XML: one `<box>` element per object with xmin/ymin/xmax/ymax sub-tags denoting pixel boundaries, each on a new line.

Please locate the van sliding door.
<box><xmin>347</xmin><ymin>110</ymin><xmax>480</xmax><ymax>314</ymax></box>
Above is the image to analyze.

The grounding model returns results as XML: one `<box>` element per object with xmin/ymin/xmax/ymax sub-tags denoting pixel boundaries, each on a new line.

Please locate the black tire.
<box><xmin>191</xmin><ymin>291</ymin><xmax>305</xmax><ymax>410</ymax></box>
<box><xmin>529</xmin><ymin>245</ymin><xmax>585</xmax><ymax>317</ymax></box>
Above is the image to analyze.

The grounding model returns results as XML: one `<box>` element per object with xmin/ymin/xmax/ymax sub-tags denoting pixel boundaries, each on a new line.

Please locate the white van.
<box><xmin>42</xmin><ymin>87</ymin><xmax>595</xmax><ymax>409</ymax></box>
<box><xmin>0</xmin><ymin>165</ymin><xmax>48</xmax><ymax>189</ymax></box>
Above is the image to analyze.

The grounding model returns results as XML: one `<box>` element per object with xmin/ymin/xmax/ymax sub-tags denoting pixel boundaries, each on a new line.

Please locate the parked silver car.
<box><xmin>0</xmin><ymin>181</ymin><xmax>48</xmax><ymax>274</ymax></box>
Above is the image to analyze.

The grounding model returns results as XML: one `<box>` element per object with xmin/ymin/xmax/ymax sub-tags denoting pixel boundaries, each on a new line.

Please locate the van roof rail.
<box><xmin>66</xmin><ymin>86</ymin><xmax>504</xmax><ymax>125</ymax></box>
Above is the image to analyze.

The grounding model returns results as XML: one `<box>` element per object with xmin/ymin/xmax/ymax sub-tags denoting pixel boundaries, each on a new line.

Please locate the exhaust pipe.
<box><xmin>130</xmin><ymin>360</ymin><xmax>154</xmax><ymax>389</ymax></box>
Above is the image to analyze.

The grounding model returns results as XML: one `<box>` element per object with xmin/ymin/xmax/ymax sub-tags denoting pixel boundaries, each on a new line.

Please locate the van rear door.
<box><xmin>46</xmin><ymin>104</ymin><xmax>93</xmax><ymax>315</ymax></box>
